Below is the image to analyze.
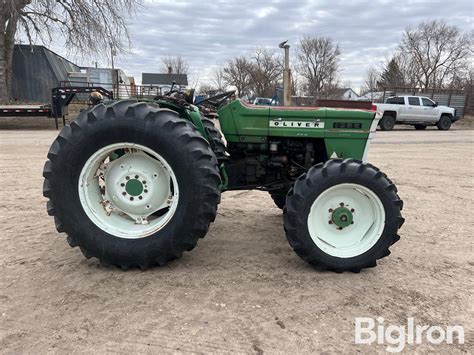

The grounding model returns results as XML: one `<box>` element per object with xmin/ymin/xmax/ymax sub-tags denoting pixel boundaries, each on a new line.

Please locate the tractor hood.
<box><xmin>217</xmin><ymin>99</ymin><xmax>377</xmax><ymax>161</ymax></box>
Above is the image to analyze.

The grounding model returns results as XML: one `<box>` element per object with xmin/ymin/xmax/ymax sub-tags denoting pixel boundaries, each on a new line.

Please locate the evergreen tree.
<box><xmin>378</xmin><ymin>58</ymin><xmax>405</xmax><ymax>88</ymax></box>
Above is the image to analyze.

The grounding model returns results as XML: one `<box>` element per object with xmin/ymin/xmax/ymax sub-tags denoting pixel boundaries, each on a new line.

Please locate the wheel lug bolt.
<box><xmin>329</xmin><ymin>208</ymin><xmax>333</xmax><ymax>212</ymax></box>
<box><xmin>139</xmin><ymin>196</ymin><xmax>143</xmax><ymax>200</ymax></box>
<box><xmin>130</xmin><ymin>197</ymin><xmax>134</xmax><ymax>201</ymax></box>
<box><xmin>144</xmin><ymin>189</ymin><xmax>148</xmax><ymax>193</ymax></box>
<box><xmin>340</xmin><ymin>202</ymin><xmax>344</xmax><ymax>206</ymax></box>
<box><xmin>122</xmin><ymin>192</ymin><xmax>126</xmax><ymax>196</ymax></box>
<box><xmin>142</xmin><ymin>180</ymin><xmax>146</xmax><ymax>184</ymax></box>
<box><xmin>328</xmin><ymin>220</ymin><xmax>333</xmax><ymax>224</ymax></box>
<box><xmin>126</xmin><ymin>176</ymin><xmax>130</xmax><ymax>180</ymax></box>
<box><xmin>121</xmin><ymin>183</ymin><xmax>125</xmax><ymax>187</ymax></box>
<box><xmin>351</xmin><ymin>208</ymin><xmax>355</xmax><ymax>212</ymax></box>
<box><xmin>135</xmin><ymin>175</ymin><xmax>139</xmax><ymax>179</ymax></box>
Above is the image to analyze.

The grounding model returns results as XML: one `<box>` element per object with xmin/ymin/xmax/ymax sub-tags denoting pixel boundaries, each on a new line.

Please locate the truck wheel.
<box><xmin>379</xmin><ymin>115</ymin><xmax>395</xmax><ymax>131</ymax></box>
<box><xmin>43</xmin><ymin>100</ymin><xmax>221</xmax><ymax>269</ymax></box>
<box><xmin>201</xmin><ymin>117</ymin><xmax>227</xmax><ymax>159</ymax></box>
<box><xmin>284</xmin><ymin>159</ymin><xmax>404</xmax><ymax>272</ymax></box>
<box><xmin>437</xmin><ymin>115</ymin><xmax>452</xmax><ymax>130</ymax></box>
<box><xmin>414</xmin><ymin>125</ymin><xmax>427</xmax><ymax>130</ymax></box>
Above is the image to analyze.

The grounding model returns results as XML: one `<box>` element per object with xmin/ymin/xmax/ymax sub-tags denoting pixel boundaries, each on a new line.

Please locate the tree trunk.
<box><xmin>0</xmin><ymin>7</ymin><xmax>18</xmax><ymax>103</ymax></box>
<box><xmin>0</xmin><ymin>12</ymin><xmax>8</xmax><ymax>103</ymax></box>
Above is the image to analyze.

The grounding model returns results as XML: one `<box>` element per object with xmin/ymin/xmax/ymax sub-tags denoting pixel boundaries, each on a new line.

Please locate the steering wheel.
<box><xmin>195</xmin><ymin>90</ymin><xmax>236</xmax><ymax>109</ymax></box>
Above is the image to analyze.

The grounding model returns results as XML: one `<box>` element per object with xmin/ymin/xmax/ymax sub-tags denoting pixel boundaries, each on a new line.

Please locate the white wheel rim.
<box><xmin>78</xmin><ymin>143</ymin><xmax>179</xmax><ymax>239</ymax></box>
<box><xmin>307</xmin><ymin>183</ymin><xmax>385</xmax><ymax>258</ymax></box>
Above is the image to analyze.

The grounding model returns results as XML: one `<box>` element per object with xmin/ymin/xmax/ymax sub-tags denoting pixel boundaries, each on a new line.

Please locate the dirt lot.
<box><xmin>0</xmin><ymin>126</ymin><xmax>472</xmax><ymax>353</ymax></box>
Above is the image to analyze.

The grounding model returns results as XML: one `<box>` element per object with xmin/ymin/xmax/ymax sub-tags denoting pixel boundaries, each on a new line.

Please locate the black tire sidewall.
<box><xmin>437</xmin><ymin>115</ymin><xmax>452</xmax><ymax>130</ymax></box>
<box><xmin>380</xmin><ymin>115</ymin><xmax>395</xmax><ymax>131</ymax></box>
<box><xmin>285</xmin><ymin>161</ymin><xmax>401</xmax><ymax>271</ymax></box>
<box><xmin>49</xmin><ymin>104</ymin><xmax>220</xmax><ymax>265</ymax></box>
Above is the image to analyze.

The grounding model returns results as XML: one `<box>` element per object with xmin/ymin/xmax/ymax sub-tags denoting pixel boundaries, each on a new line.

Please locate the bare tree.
<box><xmin>198</xmin><ymin>83</ymin><xmax>215</xmax><ymax>95</ymax></box>
<box><xmin>362</xmin><ymin>67</ymin><xmax>380</xmax><ymax>94</ymax></box>
<box><xmin>161</xmin><ymin>56</ymin><xmax>189</xmax><ymax>75</ymax></box>
<box><xmin>297</xmin><ymin>36</ymin><xmax>340</xmax><ymax>97</ymax></box>
<box><xmin>211</xmin><ymin>67</ymin><xmax>227</xmax><ymax>92</ymax></box>
<box><xmin>290</xmin><ymin>69</ymin><xmax>301</xmax><ymax>96</ymax></box>
<box><xmin>399</xmin><ymin>20</ymin><xmax>471</xmax><ymax>88</ymax></box>
<box><xmin>1</xmin><ymin>0</ymin><xmax>139</xmax><ymax>102</ymax></box>
<box><xmin>222</xmin><ymin>56</ymin><xmax>252</xmax><ymax>98</ymax></box>
<box><xmin>247</xmin><ymin>48</ymin><xmax>282</xmax><ymax>97</ymax></box>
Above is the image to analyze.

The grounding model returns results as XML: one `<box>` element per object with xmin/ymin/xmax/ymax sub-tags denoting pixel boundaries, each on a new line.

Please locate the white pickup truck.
<box><xmin>375</xmin><ymin>96</ymin><xmax>459</xmax><ymax>131</ymax></box>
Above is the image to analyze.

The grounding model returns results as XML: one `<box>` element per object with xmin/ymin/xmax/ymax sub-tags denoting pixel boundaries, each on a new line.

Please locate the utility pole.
<box><xmin>279</xmin><ymin>40</ymin><xmax>291</xmax><ymax>106</ymax></box>
<box><xmin>110</xmin><ymin>43</ymin><xmax>117</xmax><ymax>98</ymax></box>
<box><xmin>110</xmin><ymin>43</ymin><xmax>115</xmax><ymax>71</ymax></box>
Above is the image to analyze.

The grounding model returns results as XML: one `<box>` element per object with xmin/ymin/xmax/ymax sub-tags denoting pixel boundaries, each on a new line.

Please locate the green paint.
<box><xmin>125</xmin><ymin>179</ymin><xmax>143</xmax><ymax>196</ymax></box>
<box><xmin>217</xmin><ymin>100</ymin><xmax>374</xmax><ymax>161</ymax></box>
<box><xmin>155</xmin><ymin>100</ymin><xmax>207</xmax><ymax>138</ymax></box>
<box><xmin>331</xmin><ymin>206</ymin><xmax>353</xmax><ymax>228</ymax></box>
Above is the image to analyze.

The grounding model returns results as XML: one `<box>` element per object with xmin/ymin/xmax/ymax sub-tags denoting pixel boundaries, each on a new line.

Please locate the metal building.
<box><xmin>11</xmin><ymin>44</ymin><xmax>80</xmax><ymax>103</ymax></box>
<box><xmin>142</xmin><ymin>73</ymin><xmax>188</xmax><ymax>87</ymax></box>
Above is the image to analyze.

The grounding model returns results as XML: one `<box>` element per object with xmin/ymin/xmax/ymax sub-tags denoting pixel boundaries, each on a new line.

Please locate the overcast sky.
<box><xmin>60</xmin><ymin>0</ymin><xmax>473</xmax><ymax>90</ymax></box>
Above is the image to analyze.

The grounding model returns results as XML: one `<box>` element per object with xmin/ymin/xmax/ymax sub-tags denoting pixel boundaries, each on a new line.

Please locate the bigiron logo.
<box><xmin>354</xmin><ymin>317</ymin><xmax>465</xmax><ymax>353</ymax></box>
<box><xmin>269</xmin><ymin>120</ymin><xmax>324</xmax><ymax>129</ymax></box>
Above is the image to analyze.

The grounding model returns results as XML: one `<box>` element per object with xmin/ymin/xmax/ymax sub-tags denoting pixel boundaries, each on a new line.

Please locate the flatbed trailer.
<box><xmin>1</xmin><ymin>86</ymin><xmax>113</xmax><ymax>129</ymax></box>
<box><xmin>0</xmin><ymin>105</ymin><xmax>52</xmax><ymax>116</ymax></box>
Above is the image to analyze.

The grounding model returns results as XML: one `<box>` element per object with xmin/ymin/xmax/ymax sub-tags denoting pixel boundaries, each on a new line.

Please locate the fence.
<box><xmin>60</xmin><ymin>81</ymin><xmax>185</xmax><ymax>102</ymax></box>
<box><xmin>291</xmin><ymin>96</ymin><xmax>373</xmax><ymax>110</ymax></box>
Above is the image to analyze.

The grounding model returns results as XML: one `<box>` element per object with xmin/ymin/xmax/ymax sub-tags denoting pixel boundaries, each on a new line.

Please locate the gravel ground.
<box><xmin>0</xmin><ymin>128</ymin><xmax>472</xmax><ymax>354</ymax></box>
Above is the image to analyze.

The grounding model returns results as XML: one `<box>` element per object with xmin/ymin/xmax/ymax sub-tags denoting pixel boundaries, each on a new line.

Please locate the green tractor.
<box><xmin>43</xmin><ymin>89</ymin><xmax>404</xmax><ymax>272</ymax></box>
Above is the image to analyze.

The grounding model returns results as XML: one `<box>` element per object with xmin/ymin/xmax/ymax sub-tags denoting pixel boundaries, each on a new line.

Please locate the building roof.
<box><xmin>332</xmin><ymin>88</ymin><xmax>358</xmax><ymax>96</ymax></box>
<box><xmin>142</xmin><ymin>73</ymin><xmax>188</xmax><ymax>86</ymax></box>
<box><xmin>12</xmin><ymin>44</ymin><xmax>81</xmax><ymax>102</ymax></box>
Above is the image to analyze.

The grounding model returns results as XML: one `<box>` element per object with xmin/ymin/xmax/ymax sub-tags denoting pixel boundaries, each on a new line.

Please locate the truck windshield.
<box><xmin>422</xmin><ymin>98</ymin><xmax>435</xmax><ymax>106</ymax></box>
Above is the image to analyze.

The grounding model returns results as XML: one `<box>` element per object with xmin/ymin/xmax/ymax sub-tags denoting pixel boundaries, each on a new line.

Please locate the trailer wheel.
<box><xmin>284</xmin><ymin>159</ymin><xmax>404</xmax><ymax>272</ymax></box>
<box><xmin>43</xmin><ymin>100</ymin><xmax>221</xmax><ymax>269</ymax></box>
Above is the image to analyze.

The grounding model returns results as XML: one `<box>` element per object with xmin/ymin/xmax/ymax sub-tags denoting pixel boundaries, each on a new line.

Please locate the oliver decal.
<box><xmin>269</xmin><ymin>120</ymin><xmax>325</xmax><ymax>129</ymax></box>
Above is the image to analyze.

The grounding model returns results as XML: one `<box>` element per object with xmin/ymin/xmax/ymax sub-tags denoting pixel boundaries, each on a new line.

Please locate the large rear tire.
<box><xmin>284</xmin><ymin>159</ymin><xmax>404</xmax><ymax>272</ymax></box>
<box><xmin>43</xmin><ymin>100</ymin><xmax>221</xmax><ymax>269</ymax></box>
<box><xmin>201</xmin><ymin>117</ymin><xmax>227</xmax><ymax>160</ymax></box>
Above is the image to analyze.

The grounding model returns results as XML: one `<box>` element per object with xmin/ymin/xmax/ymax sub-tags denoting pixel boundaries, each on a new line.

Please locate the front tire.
<box><xmin>379</xmin><ymin>115</ymin><xmax>396</xmax><ymax>131</ymax></box>
<box><xmin>437</xmin><ymin>115</ymin><xmax>452</xmax><ymax>130</ymax></box>
<box><xmin>269</xmin><ymin>190</ymin><xmax>287</xmax><ymax>209</ymax></box>
<box><xmin>43</xmin><ymin>100</ymin><xmax>221</xmax><ymax>269</ymax></box>
<box><xmin>284</xmin><ymin>159</ymin><xmax>404</xmax><ymax>272</ymax></box>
